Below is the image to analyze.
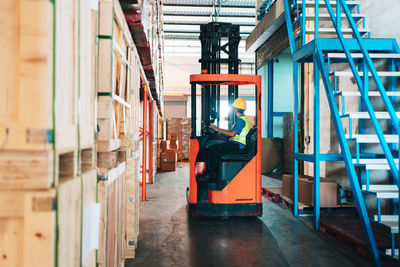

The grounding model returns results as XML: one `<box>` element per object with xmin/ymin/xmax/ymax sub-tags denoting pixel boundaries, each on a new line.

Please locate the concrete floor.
<box><xmin>126</xmin><ymin>163</ymin><xmax>370</xmax><ymax>267</ymax></box>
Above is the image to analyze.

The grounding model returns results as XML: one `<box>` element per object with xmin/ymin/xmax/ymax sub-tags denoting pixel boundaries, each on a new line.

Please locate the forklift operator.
<box><xmin>196</xmin><ymin>97</ymin><xmax>251</xmax><ymax>181</ymax></box>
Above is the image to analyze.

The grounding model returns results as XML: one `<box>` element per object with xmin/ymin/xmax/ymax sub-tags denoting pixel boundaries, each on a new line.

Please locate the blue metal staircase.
<box><xmin>279</xmin><ymin>0</ymin><xmax>400</xmax><ymax>265</ymax></box>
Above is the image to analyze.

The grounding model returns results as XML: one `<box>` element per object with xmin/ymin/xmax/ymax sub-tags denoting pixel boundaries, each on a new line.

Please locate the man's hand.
<box><xmin>209</xmin><ymin>124</ymin><xmax>218</xmax><ymax>131</ymax></box>
<box><xmin>209</xmin><ymin>124</ymin><xmax>237</xmax><ymax>138</ymax></box>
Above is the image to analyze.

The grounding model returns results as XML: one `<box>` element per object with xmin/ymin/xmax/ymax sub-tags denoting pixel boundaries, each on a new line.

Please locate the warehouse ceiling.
<box><xmin>163</xmin><ymin>0</ymin><xmax>256</xmax><ymax>63</ymax></box>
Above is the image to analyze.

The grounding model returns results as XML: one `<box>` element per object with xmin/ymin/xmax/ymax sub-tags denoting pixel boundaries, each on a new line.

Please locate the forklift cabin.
<box><xmin>187</xmin><ymin>74</ymin><xmax>262</xmax><ymax>217</ymax></box>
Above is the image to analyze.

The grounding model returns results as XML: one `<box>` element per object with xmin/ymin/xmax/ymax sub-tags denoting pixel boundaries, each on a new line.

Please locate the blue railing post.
<box><xmin>336</xmin><ymin>0</ymin><xmax>341</xmax><ymax>31</ymax></box>
<box><xmin>268</xmin><ymin>60</ymin><xmax>274</xmax><ymax>137</ymax></box>
<box><xmin>301</xmin><ymin>0</ymin><xmax>306</xmax><ymax>46</ymax></box>
<box><xmin>314</xmin><ymin>0</ymin><xmax>319</xmax><ymax>39</ymax></box>
<box><xmin>283</xmin><ymin>0</ymin><xmax>299</xmax><ymax>217</ymax></box>
<box><xmin>293</xmin><ymin>62</ymin><xmax>299</xmax><ymax>217</ymax></box>
<box><xmin>313</xmin><ymin>50</ymin><xmax>321</xmax><ymax>231</ymax></box>
<box><xmin>398</xmin><ymin>122</ymin><xmax>400</xmax><ymax>264</ymax></box>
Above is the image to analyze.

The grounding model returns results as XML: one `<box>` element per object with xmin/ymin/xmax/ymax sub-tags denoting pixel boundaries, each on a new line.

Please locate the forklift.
<box><xmin>187</xmin><ymin>22</ymin><xmax>262</xmax><ymax>217</ymax></box>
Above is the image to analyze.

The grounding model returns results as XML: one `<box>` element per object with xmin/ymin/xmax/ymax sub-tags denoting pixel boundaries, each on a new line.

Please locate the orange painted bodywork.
<box><xmin>189</xmin><ymin>138</ymin><xmax>199</xmax><ymax>203</ymax></box>
<box><xmin>188</xmin><ymin>74</ymin><xmax>262</xmax><ymax>206</ymax></box>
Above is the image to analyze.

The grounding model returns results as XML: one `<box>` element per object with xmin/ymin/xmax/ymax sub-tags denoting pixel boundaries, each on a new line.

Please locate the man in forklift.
<box><xmin>196</xmin><ymin>97</ymin><xmax>251</xmax><ymax>182</ymax></box>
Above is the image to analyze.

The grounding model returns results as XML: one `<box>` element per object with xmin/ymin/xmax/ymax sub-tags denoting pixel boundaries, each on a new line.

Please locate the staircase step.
<box><xmin>332</xmin><ymin>71</ymin><xmax>400</xmax><ymax>77</ymax></box>
<box><xmin>385</xmin><ymin>248</ymin><xmax>398</xmax><ymax>257</ymax></box>
<box><xmin>306</xmin><ymin>27</ymin><xmax>369</xmax><ymax>35</ymax></box>
<box><xmin>374</xmin><ymin>215</ymin><xmax>398</xmax><ymax>221</ymax></box>
<box><xmin>362</xmin><ymin>185</ymin><xmax>399</xmax><ymax>191</ymax></box>
<box><xmin>298</xmin><ymin>1</ymin><xmax>360</xmax><ymax>7</ymax></box>
<box><xmin>346</xmin><ymin>134</ymin><xmax>399</xmax><ymax>143</ymax></box>
<box><xmin>335</xmin><ymin>91</ymin><xmax>400</xmax><ymax>97</ymax></box>
<box><xmin>372</xmin><ymin>215</ymin><xmax>399</xmax><ymax>233</ymax></box>
<box><xmin>306</xmin><ymin>14</ymin><xmax>364</xmax><ymax>21</ymax></box>
<box><xmin>327</xmin><ymin>53</ymin><xmax>400</xmax><ymax>59</ymax></box>
<box><xmin>355</xmin><ymin>159</ymin><xmax>399</xmax><ymax>170</ymax></box>
<box><xmin>377</xmin><ymin>220</ymin><xmax>398</xmax><ymax>234</ymax></box>
<box><xmin>364</xmin><ymin>190</ymin><xmax>399</xmax><ymax>199</ymax></box>
<box><xmin>340</xmin><ymin>111</ymin><xmax>400</xmax><ymax>119</ymax></box>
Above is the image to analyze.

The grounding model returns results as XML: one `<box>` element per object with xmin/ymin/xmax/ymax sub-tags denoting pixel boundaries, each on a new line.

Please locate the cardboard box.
<box><xmin>161</xmin><ymin>162</ymin><xmax>177</xmax><ymax>172</ymax></box>
<box><xmin>282</xmin><ymin>174</ymin><xmax>293</xmax><ymax>199</ymax></box>
<box><xmin>282</xmin><ymin>175</ymin><xmax>337</xmax><ymax>207</ymax></box>
<box><xmin>160</xmin><ymin>140</ymin><xmax>169</xmax><ymax>152</ymax></box>
<box><xmin>169</xmin><ymin>133</ymin><xmax>178</xmax><ymax>140</ymax></box>
<box><xmin>299</xmin><ymin>177</ymin><xmax>338</xmax><ymax>207</ymax></box>
<box><xmin>165</xmin><ymin>148</ymin><xmax>178</xmax><ymax>154</ymax></box>
<box><xmin>161</xmin><ymin>152</ymin><xmax>177</xmax><ymax>163</ymax></box>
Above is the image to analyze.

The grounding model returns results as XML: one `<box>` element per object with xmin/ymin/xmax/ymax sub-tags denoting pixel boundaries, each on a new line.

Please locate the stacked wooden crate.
<box><xmin>166</xmin><ymin>118</ymin><xmax>191</xmax><ymax>161</ymax></box>
<box><xmin>97</xmin><ymin>0</ymin><xmax>142</xmax><ymax>264</ymax></box>
<box><xmin>0</xmin><ymin>0</ymin><xmax>98</xmax><ymax>266</ymax></box>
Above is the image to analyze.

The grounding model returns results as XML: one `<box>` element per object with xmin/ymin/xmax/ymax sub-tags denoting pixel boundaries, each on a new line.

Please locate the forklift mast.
<box><xmin>199</xmin><ymin>22</ymin><xmax>241</xmax><ymax>130</ymax></box>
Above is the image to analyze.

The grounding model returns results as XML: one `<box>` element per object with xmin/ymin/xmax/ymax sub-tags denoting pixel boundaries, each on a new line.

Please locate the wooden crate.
<box><xmin>0</xmin><ymin>190</ymin><xmax>56</xmax><ymax>267</ymax></box>
<box><xmin>97</xmin><ymin>0</ymin><xmax>136</xmax><ymax>154</ymax></box>
<box><xmin>125</xmin><ymin>155</ymin><xmax>140</xmax><ymax>258</ymax></box>
<box><xmin>98</xmin><ymin>162</ymin><xmax>126</xmax><ymax>267</ymax></box>
<box><xmin>0</xmin><ymin>169</ymin><xmax>98</xmax><ymax>267</ymax></box>
<box><xmin>0</xmin><ymin>0</ymin><xmax>97</xmax><ymax>189</ymax></box>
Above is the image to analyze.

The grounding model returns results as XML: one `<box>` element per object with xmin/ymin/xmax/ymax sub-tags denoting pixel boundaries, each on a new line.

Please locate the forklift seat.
<box><xmin>220</xmin><ymin>127</ymin><xmax>257</xmax><ymax>161</ymax></box>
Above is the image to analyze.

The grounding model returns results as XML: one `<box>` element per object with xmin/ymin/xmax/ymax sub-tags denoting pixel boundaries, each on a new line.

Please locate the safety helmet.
<box><xmin>232</xmin><ymin>97</ymin><xmax>246</xmax><ymax>110</ymax></box>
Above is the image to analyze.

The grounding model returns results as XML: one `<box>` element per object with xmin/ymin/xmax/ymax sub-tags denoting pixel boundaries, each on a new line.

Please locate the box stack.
<box><xmin>0</xmin><ymin>0</ymin><xmax>98</xmax><ymax>266</ymax></box>
<box><xmin>181</xmin><ymin>118</ymin><xmax>192</xmax><ymax>160</ymax></box>
<box><xmin>159</xmin><ymin>139</ymin><xmax>178</xmax><ymax>172</ymax></box>
<box><xmin>160</xmin><ymin>150</ymin><xmax>178</xmax><ymax>172</ymax></box>
<box><xmin>166</xmin><ymin>117</ymin><xmax>192</xmax><ymax>161</ymax></box>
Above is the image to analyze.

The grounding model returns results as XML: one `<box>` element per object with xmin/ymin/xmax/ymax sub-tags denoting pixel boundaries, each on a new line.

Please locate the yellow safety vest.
<box><xmin>231</xmin><ymin>115</ymin><xmax>251</xmax><ymax>146</ymax></box>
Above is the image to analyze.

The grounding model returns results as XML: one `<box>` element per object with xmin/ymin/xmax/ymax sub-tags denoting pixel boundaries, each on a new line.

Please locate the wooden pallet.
<box><xmin>319</xmin><ymin>214</ymin><xmax>397</xmax><ymax>261</ymax></box>
<box><xmin>280</xmin><ymin>195</ymin><xmax>356</xmax><ymax>215</ymax></box>
<box><xmin>262</xmin><ymin>187</ymin><xmax>282</xmax><ymax>203</ymax></box>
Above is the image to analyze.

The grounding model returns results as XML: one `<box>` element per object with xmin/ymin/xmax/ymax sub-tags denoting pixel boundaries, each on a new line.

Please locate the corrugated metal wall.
<box><xmin>255</xmin><ymin>23</ymin><xmax>300</xmax><ymax>69</ymax></box>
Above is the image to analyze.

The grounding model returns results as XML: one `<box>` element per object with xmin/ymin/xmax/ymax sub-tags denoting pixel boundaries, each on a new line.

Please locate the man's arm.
<box><xmin>209</xmin><ymin>125</ymin><xmax>237</xmax><ymax>137</ymax></box>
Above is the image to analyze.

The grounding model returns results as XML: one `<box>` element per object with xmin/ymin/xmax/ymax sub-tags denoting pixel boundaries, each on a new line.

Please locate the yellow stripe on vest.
<box><xmin>231</xmin><ymin>115</ymin><xmax>251</xmax><ymax>146</ymax></box>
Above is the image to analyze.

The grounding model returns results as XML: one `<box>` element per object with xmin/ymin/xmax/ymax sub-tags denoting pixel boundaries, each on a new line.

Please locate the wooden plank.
<box><xmin>0</xmin><ymin>150</ymin><xmax>53</xmax><ymax>189</ymax></box>
<box><xmin>98</xmin><ymin>151</ymin><xmax>118</xmax><ymax>169</ymax></box>
<box><xmin>79</xmin><ymin>0</ymin><xmax>97</xmax><ymax>149</ymax></box>
<box><xmin>124</xmin><ymin>156</ymin><xmax>139</xmax><ymax>258</ymax></box>
<box><xmin>58</xmin><ymin>177</ymin><xmax>82</xmax><ymax>267</ymax></box>
<box><xmin>82</xmin><ymin>169</ymin><xmax>98</xmax><ymax>267</ymax></box>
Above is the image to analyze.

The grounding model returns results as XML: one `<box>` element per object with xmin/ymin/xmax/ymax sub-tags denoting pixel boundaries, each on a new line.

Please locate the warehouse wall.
<box><xmin>257</xmin><ymin>47</ymin><xmax>299</xmax><ymax>138</ymax></box>
<box><xmin>363</xmin><ymin>0</ymin><xmax>400</xmax><ymax>44</ymax></box>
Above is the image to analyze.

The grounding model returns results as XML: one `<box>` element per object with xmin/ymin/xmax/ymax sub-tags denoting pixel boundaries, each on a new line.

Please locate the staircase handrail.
<box><xmin>322</xmin><ymin>0</ymin><xmax>399</xmax><ymax>181</ymax></box>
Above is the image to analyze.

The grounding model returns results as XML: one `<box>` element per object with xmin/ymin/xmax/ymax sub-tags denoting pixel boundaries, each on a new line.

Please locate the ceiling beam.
<box><xmin>164</xmin><ymin>30</ymin><xmax>252</xmax><ymax>34</ymax></box>
<box><xmin>163</xmin><ymin>13</ymin><xmax>254</xmax><ymax>18</ymax></box>
<box><xmin>163</xmin><ymin>3</ymin><xmax>255</xmax><ymax>9</ymax></box>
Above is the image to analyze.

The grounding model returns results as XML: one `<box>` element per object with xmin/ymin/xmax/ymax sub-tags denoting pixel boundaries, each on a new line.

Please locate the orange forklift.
<box><xmin>187</xmin><ymin>74</ymin><xmax>262</xmax><ymax>217</ymax></box>
<box><xmin>187</xmin><ymin>22</ymin><xmax>262</xmax><ymax>217</ymax></box>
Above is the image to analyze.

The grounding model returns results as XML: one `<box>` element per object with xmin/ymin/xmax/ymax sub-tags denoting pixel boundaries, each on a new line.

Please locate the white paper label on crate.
<box><xmin>81</xmin><ymin>203</ymin><xmax>101</xmax><ymax>263</ymax></box>
<box><xmin>85</xmin><ymin>0</ymin><xmax>98</xmax><ymax>10</ymax></box>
